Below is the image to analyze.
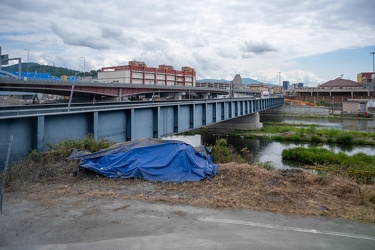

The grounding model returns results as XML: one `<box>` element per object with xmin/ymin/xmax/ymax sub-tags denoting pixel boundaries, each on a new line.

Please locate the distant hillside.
<box><xmin>196</xmin><ymin>78</ymin><xmax>228</xmax><ymax>83</ymax></box>
<box><xmin>2</xmin><ymin>63</ymin><xmax>98</xmax><ymax>77</ymax></box>
<box><xmin>197</xmin><ymin>77</ymin><xmax>260</xmax><ymax>84</ymax></box>
<box><xmin>242</xmin><ymin>78</ymin><xmax>261</xmax><ymax>84</ymax></box>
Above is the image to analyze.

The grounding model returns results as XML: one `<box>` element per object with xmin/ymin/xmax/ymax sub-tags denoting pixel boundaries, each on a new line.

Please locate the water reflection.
<box><xmin>163</xmin><ymin>116</ymin><xmax>375</xmax><ymax>169</ymax></box>
<box><xmin>163</xmin><ymin>134</ymin><xmax>375</xmax><ymax>170</ymax></box>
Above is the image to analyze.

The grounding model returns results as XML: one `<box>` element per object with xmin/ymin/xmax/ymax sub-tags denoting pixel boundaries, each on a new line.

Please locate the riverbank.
<box><xmin>3</xmin><ymin>162</ymin><xmax>375</xmax><ymax>223</ymax></box>
<box><xmin>0</xmin><ymin>137</ymin><xmax>375</xmax><ymax>223</ymax></box>
<box><xmin>2</xmin><ymin>139</ymin><xmax>375</xmax><ymax>224</ymax></box>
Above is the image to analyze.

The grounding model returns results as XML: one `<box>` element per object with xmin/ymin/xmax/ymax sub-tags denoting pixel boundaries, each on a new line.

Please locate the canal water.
<box><xmin>163</xmin><ymin>115</ymin><xmax>375</xmax><ymax>169</ymax></box>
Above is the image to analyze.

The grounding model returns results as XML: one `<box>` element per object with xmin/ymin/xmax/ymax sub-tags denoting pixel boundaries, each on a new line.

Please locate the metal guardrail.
<box><xmin>0</xmin><ymin>98</ymin><xmax>263</xmax><ymax>118</ymax></box>
<box><xmin>0</xmin><ymin>77</ymin><xmax>231</xmax><ymax>93</ymax></box>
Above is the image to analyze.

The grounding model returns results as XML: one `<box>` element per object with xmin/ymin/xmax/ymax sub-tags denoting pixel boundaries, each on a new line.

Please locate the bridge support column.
<box><xmin>202</xmin><ymin>93</ymin><xmax>210</xmax><ymax>99</ymax></box>
<box><xmin>37</xmin><ymin>116</ymin><xmax>45</xmax><ymax>152</ymax></box>
<box><xmin>207</xmin><ymin>112</ymin><xmax>262</xmax><ymax>131</ymax></box>
<box><xmin>92</xmin><ymin>112</ymin><xmax>98</xmax><ymax>140</ymax></box>
<box><xmin>173</xmin><ymin>92</ymin><xmax>184</xmax><ymax>100</ymax></box>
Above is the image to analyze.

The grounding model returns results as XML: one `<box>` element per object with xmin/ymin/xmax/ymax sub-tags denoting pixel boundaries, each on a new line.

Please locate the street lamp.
<box><xmin>371</xmin><ymin>52</ymin><xmax>375</xmax><ymax>73</ymax></box>
<box><xmin>80</xmin><ymin>56</ymin><xmax>85</xmax><ymax>80</ymax></box>
<box><xmin>24</xmin><ymin>49</ymin><xmax>29</xmax><ymax>80</ymax></box>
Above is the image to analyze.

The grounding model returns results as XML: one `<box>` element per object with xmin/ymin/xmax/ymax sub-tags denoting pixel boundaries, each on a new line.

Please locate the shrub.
<box><xmin>298</xmin><ymin>128</ymin><xmax>306</xmax><ymax>137</ymax></box>
<box><xmin>257</xmin><ymin>161</ymin><xmax>274</xmax><ymax>171</ymax></box>
<box><xmin>282</xmin><ymin>147</ymin><xmax>375</xmax><ymax>184</ymax></box>
<box><xmin>310</xmin><ymin>135</ymin><xmax>322</xmax><ymax>143</ymax></box>
<box><xmin>307</xmin><ymin>125</ymin><xmax>317</xmax><ymax>134</ymax></box>
<box><xmin>210</xmin><ymin>138</ymin><xmax>234</xmax><ymax>163</ymax></box>
<box><xmin>290</xmin><ymin>134</ymin><xmax>303</xmax><ymax>141</ymax></box>
<box><xmin>336</xmin><ymin>133</ymin><xmax>353</xmax><ymax>144</ymax></box>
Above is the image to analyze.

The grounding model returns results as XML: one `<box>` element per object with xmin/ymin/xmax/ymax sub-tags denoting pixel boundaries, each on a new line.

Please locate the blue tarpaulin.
<box><xmin>67</xmin><ymin>138</ymin><xmax>217</xmax><ymax>182</ymax></box>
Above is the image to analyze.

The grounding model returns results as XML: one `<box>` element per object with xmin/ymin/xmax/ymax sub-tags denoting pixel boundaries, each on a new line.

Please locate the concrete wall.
<box><xmin>265</xmin><ymin>105</ymin><xmax>329</xmax><ymax>115</ymax></box>
<box><xmin>342</xmin><ymin>102</ymin><xmax>359</xmax><ymax>113</ymax></box>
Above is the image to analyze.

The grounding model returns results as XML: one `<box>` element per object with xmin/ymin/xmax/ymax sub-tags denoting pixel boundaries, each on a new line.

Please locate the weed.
<box><xmin>210</xmin><ymin>138</ymin><xmax>234</xmax><ymax>163</ymax></box>
<box><xmin>210</xmin><ymin>138</ymin><xmax>253</xmax><ymax>164</ymax></box>
<box><xmin>6</xmin><ymin>135</ymin><xmax>113</xmax><ymax>185</ymax></box>
<box><xmin>314</xmin><ymin>174</ymin><xmax>334</xmax><ymax>185</ymax></box>
<box><xmin>336</xmin><ymin>133</ymin><xmax>353</xmax><ymax>144</ymax></box>
<box><xmin>310</xmin><ymin>135</ymin><xmax>322</xmax><ymax>143</ymax></box>
<box><xmin>257</xmin><ymin>161</ymin><xmax>275</xmax><ymax>171</ymax></box>
<box><xmin>282</xmin><ymin>147</ymin><xmax>375</xmax><ymax>184</ymax></box>
<box><xmin>307</xmin><ymin>125</ymin><xmax>317</xmax><ymax>134</ymax></box>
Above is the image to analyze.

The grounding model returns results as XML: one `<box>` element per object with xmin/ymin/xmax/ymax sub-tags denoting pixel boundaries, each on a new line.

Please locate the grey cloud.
<box><xmin>241</xmin><ymin>40</ymin><xmax>278</xmax><ymax>55</ymax></box>
<box><xmin>189</xmin><ymin>38</ymin><xmax>209</xmax><ymax>48</ymax></box>
<box><xmin>100</xmin><ymin>26</ymin><xmax>124</xmax><ymax>40</ymax></box>
<box><xmin>217</xmin><ymin>48</ymin><xmax>237</xmax><ymax>59</ymax></box>
<box><xmin>241</xmin><ymin>53</ymin><xmax>253</xmax><ymax>59</ymax></box>
<box><xmin>51</xmin><ymin>22</ymin><xmax>109</xmax><ymax>50</ymax></box>
<box><xmin>141</xmin><ymin>38</ymin><xmax>170</xmax><ymax>52</ymax></box>
<box><xmin>193</xmin><ymin>52</ymin><xmax>221</xmax><ymax>72</ymax></box>
<box><xmin>99</xmin><ymin>25</ymin><xmax>137</xmax><ymax>45</ymax></box>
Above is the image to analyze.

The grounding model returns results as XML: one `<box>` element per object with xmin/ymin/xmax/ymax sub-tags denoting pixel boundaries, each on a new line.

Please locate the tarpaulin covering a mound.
<box><xmin>67</xmin><ymin>138</ymin><xmax>217</xmax><ymax>182</ymax></box>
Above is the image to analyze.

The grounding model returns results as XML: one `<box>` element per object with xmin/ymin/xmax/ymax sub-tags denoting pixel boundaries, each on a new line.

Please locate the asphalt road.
<box><xmin>1</xmin><ymin>194</ymin><xmax>374</xmax><ymax>250</ymax></box>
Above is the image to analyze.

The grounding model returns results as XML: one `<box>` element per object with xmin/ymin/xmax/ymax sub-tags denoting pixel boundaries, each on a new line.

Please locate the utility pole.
<box><xmin>81</xmin><ymin>57</ymin><xmax>85</xmax><ymax>80</ymax></box>
<box><xmin>371</xmin><ymin>52</ymin><xmax>375</xmax><ymax>73</ymax></box>
<box><xmin>24</xmin><ymin>49</ymin><xmax>29</xmax><ymax>80</ymax></box>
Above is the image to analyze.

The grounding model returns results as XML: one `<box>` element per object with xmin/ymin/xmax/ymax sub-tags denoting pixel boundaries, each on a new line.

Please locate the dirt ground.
<box><xmin>3</xmin><ymin>162</ymin><xmax>375</xmax><ymax>224</ymax></box>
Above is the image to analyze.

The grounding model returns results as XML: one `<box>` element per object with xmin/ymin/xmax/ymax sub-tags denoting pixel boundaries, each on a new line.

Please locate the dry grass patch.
<box><xmin>3</xmin><ymin>161</ymin><xmax>375</xmax><ymax>223</ymax></box>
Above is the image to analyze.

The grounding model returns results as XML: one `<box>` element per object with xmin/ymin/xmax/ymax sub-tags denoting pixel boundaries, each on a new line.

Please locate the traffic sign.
<box><xmin>1</xmin><ymin>54</ymin><xmax>9</xmax><ymax>65</ymax></box>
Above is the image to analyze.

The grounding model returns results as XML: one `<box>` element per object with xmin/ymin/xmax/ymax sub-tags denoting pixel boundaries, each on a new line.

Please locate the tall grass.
<box><xmin>282</xmin><ymin>147</ymin><xmax>375</xmax><ymax>183</ymax></box>
<box><xmin>6</xmin><ymin>135</ymin><xmax>113</xmax><ymax>184</ymax></box>
<box><xmin>209</xmin><ymin>138</ymin><xmax>253</xmax><ymax>164</ymax></box>
<box><xmin>233</xmin><ymin>125</ymin><xmax>375</xmax><ymax>146</ymax></box>
<box><xmin>27</xmin><ymin>134</ymin><xmax>113</xmax><ymax>164</ymax></box>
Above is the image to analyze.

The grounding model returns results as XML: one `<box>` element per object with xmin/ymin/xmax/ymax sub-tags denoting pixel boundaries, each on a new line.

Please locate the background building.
<box><xmin>283</xmin><ymin>81</ymin><xmax>289</xmax><ymax>90</ymax></box>
<box><xmin>357</xmin><ymin>72</ymin><xmax>374</xmax><ymax>84</ymax></box>
<box><xmin>98</xmin><ymin>61</ymin><xmax>196</xmax><ymax>86</ymax></box>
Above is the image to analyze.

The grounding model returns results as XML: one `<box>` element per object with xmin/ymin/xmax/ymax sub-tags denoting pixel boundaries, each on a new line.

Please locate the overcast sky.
<box><xmin>1</xmin><ymin>0</ymin><xmax>374</xmax><ymax>86</ymax></box>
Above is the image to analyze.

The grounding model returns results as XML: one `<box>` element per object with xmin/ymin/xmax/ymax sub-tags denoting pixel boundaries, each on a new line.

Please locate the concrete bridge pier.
<box><xmin>202</xmin><ymin>93</ymin><xmax>210</xmax><ymax>99</ymax></box>
<box><xmin>207</xmin><ymin>112</ymin><xmax>263</xmax><ymax>131</ymax></box>
<box><xmin>173</xmin><ymin>92</ymin><xmax>185</xmax><ymax>100</ymax></box>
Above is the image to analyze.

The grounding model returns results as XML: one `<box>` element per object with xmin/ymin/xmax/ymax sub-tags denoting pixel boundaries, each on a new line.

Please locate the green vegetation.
<box><xmin>3</xmin><ymin>63</ymin><xmax>100</xmax><ymax>78</ymax></box>
<box><xmin>282</xmin><ymin>147</ymin><xmax>375</xmax><ymax>184</ymax></box>
<box><xmin>228</xmin><ymin>125</ymin><xmax>375</xmax><ymax>145</ymax></box>
<box><xmin>209</xmin><ymin>138</ymin><xmax>274</xmax><ymax>169</ymax></box>
<box><xmin>209</xmin><ymin>138</ymin><xmax>253</xmax><ymax>164</ymax></box>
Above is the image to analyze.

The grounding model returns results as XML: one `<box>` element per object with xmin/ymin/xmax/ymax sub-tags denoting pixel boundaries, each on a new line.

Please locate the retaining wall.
<box><xmin>264</xmin><ymin>105</ymin><xmax>329</xmax><ymax>115</ymax></box>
